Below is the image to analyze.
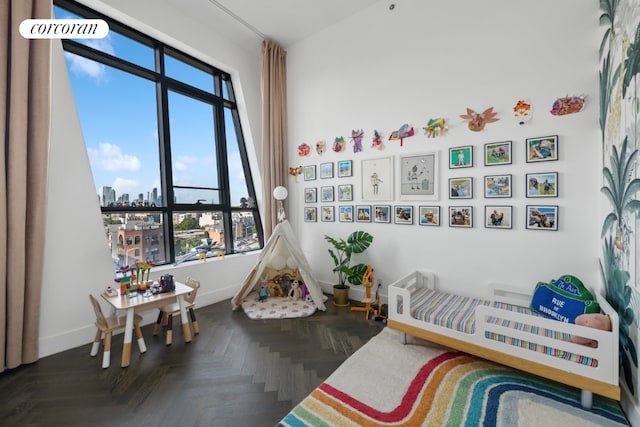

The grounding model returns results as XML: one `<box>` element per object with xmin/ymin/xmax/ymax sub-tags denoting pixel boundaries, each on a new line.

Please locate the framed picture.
<box><xmin>338</xmin><ymin>184</ymin><xmax>353</xmax><ymax>201</ymax></box>
<box><xmin>484</xmin><ymin>141</ymin><xmax>512</xmax><ymax>166</ymax></box>
<box><xmin>449</xmin><ymin>177</ymin><xmax>473</xmax><ymax>199</ymax></box>
<box><xmin>320</xmin><ymin>162</ymin><xmax>334</xmax><ymax>179</ymax></box>
<box><xmin>373</xmin><ymin>205</ymin><xmax>391</xmax><ymax>223</ymax></box>
<box><xmin>304</xmin><ymin>187</ymin><xmax>317</xmax><ymax>203</ymax></box>
<box><xmin>485</xmin><ymin>205</ymin><xmax>513</xmax><ymax>229</ymax></box>
<box><xmin>356</xmin><ymin>205</ymin><xmax>372</xmax><ymax>222</ymax></box>
<box><xmin>449</xmin><ymin>145</ymin><xmax>473</xmax><ymax>169</ymax></box>
<box><xmin>304</xmin><ymin>207</ymin><xmax>317</xmax><ymax>222</ymax></box>
<box><xmin>399</xmin><ymin>152</ymin><xmax>439</xmax><ymax>201</ymax></box>
<box><xmin>449</xmin><ymin>206</ymin><xmax>473</xmax><ymax>228</ymax></box>
<box><xmin>526</xmin><ymin>135</ymin><xmax>558</xmax><ymax>162</ymax></box>
<box><xmin>394</xmin><ymin>205</ymin><xmax>413</xmax><ymax>225</ymax></box>
<box><xmin>361</xmin><ymin>156</ymin><xmax>394</xmax><ymax>201</ymax></box>
<box><xmin>526</xmin><ymin>205</ymin><xmax>558</xmax><ymax>230</ymax></box>
<box><xmin>303</xmin><ymin>165</ymin><xmax>316</xmax><ymax>181</ymax></box>
<box><xmin>321</xmin><ymin>206</ymin><xmax>334</xmax><ymax>222</ymax></box>
<box><xmin>338</xmin><ymin>160</ymin><xmax>353</xmax><ymax>177</ymax></box>
<box><xmin>339</xmin><ymin>205</ymin><xmax>354</xmax><ymax>222</ymax></box>
<box><xmin>484</xmin><ymin>174</ymin><xmax>512</xmax><ymax>198</ymax></box>
<box><xmin>321</xmin><ymin>186</ymin><xmax>334</xmax><ymax>202</ymax></box>
<box><xmin>419</xmin><ymin>206</ymin><xmax>440</xmax><ymax>226</ymax></box>
<box><xmin>526</xmin><ymin>172</ymin><xmax>558</xmax><ymax>197</ymax></box>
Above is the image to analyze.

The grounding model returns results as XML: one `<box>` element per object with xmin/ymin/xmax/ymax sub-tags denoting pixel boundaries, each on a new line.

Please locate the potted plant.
<box><xmin>324</xmin><ymin>230</ymin><xmax>374</xmax><ymax>306</ymax></box>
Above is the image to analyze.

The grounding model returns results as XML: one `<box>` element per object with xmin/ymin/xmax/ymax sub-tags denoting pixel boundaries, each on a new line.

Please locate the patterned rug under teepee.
<box><xmin>241</xmin><ymin>291</ymin><xmax>317</xmax><ymax>319</ymax></box>
<box><xmin>278</xmin><ymin>328</ymin><xmax>629</xmax><ymax>426</ymax></box>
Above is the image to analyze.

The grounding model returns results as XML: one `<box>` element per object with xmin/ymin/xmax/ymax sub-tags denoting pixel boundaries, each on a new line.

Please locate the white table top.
<box><xmin>101</xmin><ymin>281</ymin><xmax>191</xmax><ymax>310</ymax></box>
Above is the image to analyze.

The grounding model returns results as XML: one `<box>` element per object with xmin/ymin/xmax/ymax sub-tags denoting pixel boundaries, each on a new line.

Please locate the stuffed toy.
<box><xmin>258</xmin><ymin>283</ymin><xmax>270</xmax><ymax>302</ymax></box>
<box><xmin>268</xmin><ymin>281</ymin><xmax>284</xmax><ymax>297</ymax></box>
<box><xmin>288</xmin><ymin>280</ymin><xmax>302</xmax><ymax>301</ymax></box>
<box><xmin>572</xmin><ymin>313</ymin><xmax>612</xmax><ymax>348</ymax></box>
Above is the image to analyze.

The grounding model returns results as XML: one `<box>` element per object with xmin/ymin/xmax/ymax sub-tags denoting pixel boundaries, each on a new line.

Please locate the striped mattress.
<box><xmin>403</xmin><ymin>287</ymin><xmax>598</xmax><ymax>367</ymax></box>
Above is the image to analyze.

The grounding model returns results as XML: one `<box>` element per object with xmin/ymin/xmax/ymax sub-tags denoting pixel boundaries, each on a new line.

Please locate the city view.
<box><xmin>54</xmin><ymin>4</ymin><xmax>262</xmax><ymax>269</ymax></box>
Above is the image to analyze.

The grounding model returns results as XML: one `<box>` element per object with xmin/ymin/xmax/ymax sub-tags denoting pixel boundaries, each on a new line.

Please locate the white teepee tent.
<box><xmin>231</xmin><ymin>220</ymin><xmax>326</xmax><ymax>311</ymax></box>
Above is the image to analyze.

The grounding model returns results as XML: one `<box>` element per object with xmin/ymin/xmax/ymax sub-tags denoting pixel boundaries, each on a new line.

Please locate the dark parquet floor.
<box><xmin>0</xmin><ymin>295</ymin><xmax>386</xmax><ymax>427</ymax></box>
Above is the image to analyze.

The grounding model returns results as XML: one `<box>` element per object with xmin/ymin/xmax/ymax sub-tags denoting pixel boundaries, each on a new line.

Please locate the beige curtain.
<box><xmin>0</xmin><ymin>0</ymin><xmax>51</xmax><ymax>372</ymax></box>
<box><xmin>261</xmin><ymin>39</ymin><xmax>287</xmax><ymax>239</ymax></box>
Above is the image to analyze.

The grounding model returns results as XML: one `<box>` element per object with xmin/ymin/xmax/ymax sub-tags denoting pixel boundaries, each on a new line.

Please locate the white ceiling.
<box><xmin>164</xmin><ymin>0</ymin><xmax>383</xmax><ymax>53</ymax></box>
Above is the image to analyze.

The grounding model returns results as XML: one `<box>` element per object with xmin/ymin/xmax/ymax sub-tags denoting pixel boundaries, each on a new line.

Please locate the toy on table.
<box><xmin>572</xmin><ymin>313</ymin><xmax>612</xmax><ymax>348</ymax></box>
<box><xmin>258</xmin><ymin>283</ymin><xmax>270</xmax><ymax>302</ymax></box>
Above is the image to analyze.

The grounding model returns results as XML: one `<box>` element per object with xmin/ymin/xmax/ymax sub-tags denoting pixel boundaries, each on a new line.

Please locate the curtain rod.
<box><xmin>206</xmin><ymin>0</ymin><xmax>266</xmax><ymax>39</ymax></box>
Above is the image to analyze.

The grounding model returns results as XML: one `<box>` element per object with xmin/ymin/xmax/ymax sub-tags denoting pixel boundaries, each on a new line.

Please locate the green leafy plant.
<box><xmin>600</xmin><ymin>236</ymin><xmax>637</xmax><ymax>394</ymax></box>
<box><xmin>622</xmin><ymin>22</ymin><xmax>640</xmax><ymax>99</ymax></box>
<box><xmin>601</xmin><ymin>136</ymin><xmax>640</xmax><ymax>243</ymax></box>
<box><xmin>324</xmin><ymin>231</ymin><xmax>373</xmax><ymax>288</ymax></box>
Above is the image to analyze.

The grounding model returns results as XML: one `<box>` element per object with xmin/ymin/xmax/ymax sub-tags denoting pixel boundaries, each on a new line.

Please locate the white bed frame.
<box><xmin>387</xmin><ymin>270</ymin><xmax>620</xmax><ymax>408</ymax></box>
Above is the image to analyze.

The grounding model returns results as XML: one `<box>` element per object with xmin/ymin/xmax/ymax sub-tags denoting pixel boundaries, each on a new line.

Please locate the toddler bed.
<box><xmin>387</xmin><ymin>270</ymin><xmax>620</xmax><ymax>408</ymax></box>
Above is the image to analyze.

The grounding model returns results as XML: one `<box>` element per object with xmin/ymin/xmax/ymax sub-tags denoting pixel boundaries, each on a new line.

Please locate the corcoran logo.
<box><xmin>19</xmin><ymin>19</ymin><xmax>109</xmax><ymax>39</ymax></box>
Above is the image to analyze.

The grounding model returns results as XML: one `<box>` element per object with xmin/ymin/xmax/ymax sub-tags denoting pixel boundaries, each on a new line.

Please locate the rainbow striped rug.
<box><xmin>278</xmin><ymin>328</ymin><xmax>628</xmax><ymax>426</ymax></box>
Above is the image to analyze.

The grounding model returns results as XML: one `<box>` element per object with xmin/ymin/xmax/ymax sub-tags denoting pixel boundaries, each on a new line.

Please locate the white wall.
<box><xmin>286</xmin><ymin>0</ymin><xmax>602</xmax><ymax>301</ymax></box>
<box><xmin>40</xmin><ymin>0</ymin><xmax>263</xmax><ymax>357</ymax></box>
<box><xmin>39</xmin><ymin>0</ymin><xmax>602</xmax><ymax>359</ymax></box>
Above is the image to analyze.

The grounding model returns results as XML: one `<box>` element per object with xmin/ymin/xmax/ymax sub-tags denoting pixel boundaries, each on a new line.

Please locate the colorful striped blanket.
<box><xmin>402</xmin><ymin>287</ymin><xmax>597</xmax><ymax>367</ymax></box>
<box><xmin>278</xmin><ymin>328</ymin><xmax>628</xmax><ymax>426</ymax></box>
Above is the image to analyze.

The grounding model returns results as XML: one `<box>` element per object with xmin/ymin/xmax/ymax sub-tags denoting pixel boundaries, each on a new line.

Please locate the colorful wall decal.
<box><xmin>371</xmin><ymin>130</ymin><xmax>384</xmax><ymax>150</ymax></box>
<box><xmin>423</xmin><ymin>118</ymin><xmax>448</xmax><ymax>138</ymax></box>
<box><xmin>316</xmin><ymin>140</ymin><xmax>326</xmax><ymax>155</ymax></box>
<box><xmin>550</xmin><ymin>95</ymin><xmax>585</xmax><ymax>116</ymax></box>
<box><xmin>513</xmin><ymin>100</ymin><xmax>532</xmax><ymax>124</ymax></box>
<box><xmin>459</xmin><ymin>107</ymin><xmax>499</xmax><ymax>131</ymax></box>
<box><xmin>333</xmin><ymin>136</ymin><xmax>345</xmax><ymax>152</ymax></box>
<box><xmin>351</xmin><ymin>129</ymin><xmax>364</xmax><ymax>153</ymax></box>
<box><xmin>389</xmin><ymin>124</ymin><xmax>414</xmax><ymax>146</ymax></box>
<box><xmin>288</xmin><ymin>165</ymin><xmax>302</xmax><ymax>183</ymax></box>
<box><xmin>297</xmin><ymin>143</ymin><xmax>311</xmax><ymax>156</ymax></box>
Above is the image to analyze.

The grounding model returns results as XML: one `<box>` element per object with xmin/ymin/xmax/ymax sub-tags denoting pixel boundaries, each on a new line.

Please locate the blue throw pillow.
<box><xmin>530</xmin><ymin>275</ymin><xmax>600</xmax><ymax>323</ymax></box>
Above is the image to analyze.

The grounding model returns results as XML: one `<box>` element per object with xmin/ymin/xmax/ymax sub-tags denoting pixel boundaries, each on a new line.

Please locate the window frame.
<box><xmin>55</xmin><ymin>0</ymin><xmax>263</xmax><ymax>266</ymax></box>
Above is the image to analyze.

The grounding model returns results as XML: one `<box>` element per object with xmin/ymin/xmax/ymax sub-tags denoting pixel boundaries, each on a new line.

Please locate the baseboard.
<box><xmin>38</xmin><ymin>284</ymin><xmax>239</xmax><ymax>359</ymax></box>
<box><xmin>318</xmin><ymin>280</ymin><xmax>389</xmax><ymax>305</ymax></box>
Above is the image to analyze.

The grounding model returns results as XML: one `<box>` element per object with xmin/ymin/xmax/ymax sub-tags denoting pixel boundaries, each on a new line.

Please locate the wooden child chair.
<box><xmin>89</xmin><ymin>294</ymin><xmax>146</xmax><ymax>368</ymax></box>
<box><xmin>153</xmin><ymin>277</ymin><xmax>200</xmax><ymax>346</ymax></box>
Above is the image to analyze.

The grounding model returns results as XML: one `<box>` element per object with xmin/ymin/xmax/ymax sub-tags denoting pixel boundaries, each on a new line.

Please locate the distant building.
<box><xmin>111</xmin><ymin>217</ymin><xmax>165</xmax><ymax>266</ymax></box>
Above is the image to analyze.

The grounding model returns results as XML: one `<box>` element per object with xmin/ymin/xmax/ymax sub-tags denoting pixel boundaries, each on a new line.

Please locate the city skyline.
<box><xmin>55</xmin><ymin>5</ymin><xmax>252</xmax><ymax>210</ymax></box>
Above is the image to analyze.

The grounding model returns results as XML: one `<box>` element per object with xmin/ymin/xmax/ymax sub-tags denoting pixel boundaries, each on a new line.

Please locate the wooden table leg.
<box><xmin>121</xmin><ymin>308</ymin><xmax>134</xmax><ymax>367</ymax></box>
<box><xmin>178</xmin><ymin>295</ymin><xmax>192</xmax><ymax>343</ymax></box>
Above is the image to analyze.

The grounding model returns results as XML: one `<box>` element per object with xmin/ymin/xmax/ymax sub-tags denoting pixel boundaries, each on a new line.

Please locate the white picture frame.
<box><xmin>399</xmin><ymin>152</ymin><xmax>439</xmax><ymax>201</ymax></box>
<box><xmin>361</xmin><ymin>156</ymin><xmax>394</xmax><ymax>201</ymax></box>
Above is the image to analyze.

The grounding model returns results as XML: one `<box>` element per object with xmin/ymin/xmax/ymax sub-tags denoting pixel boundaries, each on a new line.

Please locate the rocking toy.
<box><xmin>351</xmin><ymin>264</ymin><xmax>376</xmax><ymax>319</ymax></box>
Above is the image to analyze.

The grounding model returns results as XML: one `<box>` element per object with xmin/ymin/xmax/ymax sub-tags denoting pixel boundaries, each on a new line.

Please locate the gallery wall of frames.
<box><xmin>300</xmin><ymin>135</ymin><xmax>559</xmax><ymax>231</ymax></box>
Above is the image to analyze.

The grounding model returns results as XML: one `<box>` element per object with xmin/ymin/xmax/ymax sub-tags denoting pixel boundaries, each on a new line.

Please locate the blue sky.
<box><xmin>56</xmin><ymin>6</ymin><xmax>249</xmax><ymax>206</ymax></box>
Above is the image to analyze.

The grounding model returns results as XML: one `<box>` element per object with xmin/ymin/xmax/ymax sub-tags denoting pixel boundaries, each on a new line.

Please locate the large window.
<box><xmin>55</xmin><ymin>0</ymin><xmax>263</xmax><ymax>268</ymax></box>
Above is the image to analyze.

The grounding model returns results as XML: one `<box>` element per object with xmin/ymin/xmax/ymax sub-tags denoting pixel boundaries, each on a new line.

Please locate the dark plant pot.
<box><xmin>333</xmin><ymin>285</ymin><xmax>350</xmax><ymax>307</ymax></box>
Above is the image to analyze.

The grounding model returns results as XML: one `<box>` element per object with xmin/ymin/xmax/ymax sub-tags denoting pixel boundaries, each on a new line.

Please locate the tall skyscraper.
<box><xmin>102</xmin><ymin>186</ymin><xmax>116</xmax><ymax>206</ymax></box>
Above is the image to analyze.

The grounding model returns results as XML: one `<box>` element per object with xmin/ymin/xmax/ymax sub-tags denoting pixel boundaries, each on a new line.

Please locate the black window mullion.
<box><xmin>62</xmin><ymin>39</ymin><xmax>159</xmax><ymax>83</ymax></box>
<box><xmin>213</xmin><ymin>97</ymin><xmax>234</xmax><ymax>254</ymax></box>
<box><xmin>55</xmin><ymin>0</ymin><xmax>263</xmax><ymax>267</ymax></box>
<box><xmin>156</xmin><ymin>44</ymin><xmax>175</xmax><ymax>264</ymax></box>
